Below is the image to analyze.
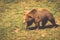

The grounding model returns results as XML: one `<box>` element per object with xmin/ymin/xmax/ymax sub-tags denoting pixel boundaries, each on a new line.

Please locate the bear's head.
<box><xmin>23</xmin><ymin>13</ymin><xmax>34</xmax><ymax>27</ymax></box>
<box><xmin>23</xmin><ymin>9</ymin><xmax>37</xmax><ymax>27</ymax></box>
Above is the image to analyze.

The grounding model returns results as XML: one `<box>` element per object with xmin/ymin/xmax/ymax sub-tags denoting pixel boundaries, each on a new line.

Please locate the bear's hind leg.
<box><xmin>49</xmin><ymin>18</ymin><xmax>57</xmax><ymax>28</ymax></box>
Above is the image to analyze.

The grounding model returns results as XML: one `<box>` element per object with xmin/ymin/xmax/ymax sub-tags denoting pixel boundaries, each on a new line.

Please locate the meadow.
<box><xmin>0</xmin><ymin>0</ymin><xmax>60</xmax><ymax>40</ymax></box>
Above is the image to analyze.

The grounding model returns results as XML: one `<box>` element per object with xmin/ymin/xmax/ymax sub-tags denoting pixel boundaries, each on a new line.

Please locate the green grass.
<box><xmin>0</xmin><ymin>1</ymin><xmax>60</xmax><ymax>40</ymax></box>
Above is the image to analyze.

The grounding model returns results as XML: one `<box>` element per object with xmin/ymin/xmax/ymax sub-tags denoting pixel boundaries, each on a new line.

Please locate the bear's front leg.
<box><xmin>42</xmin><ymin>19</ymin><xmax>48</xmax><ymax>27</ymax></box>
<box><xmin>25</xmin><ymin>23</ymin><xmax>29</xmax><ymax>30</ymax></box>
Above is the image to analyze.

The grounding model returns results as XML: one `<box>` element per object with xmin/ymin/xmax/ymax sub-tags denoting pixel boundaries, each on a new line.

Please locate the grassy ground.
<box><xmin>0</xmin><ymin>1</ymin><xmax>60</xmax><ymax>40</ymax></box>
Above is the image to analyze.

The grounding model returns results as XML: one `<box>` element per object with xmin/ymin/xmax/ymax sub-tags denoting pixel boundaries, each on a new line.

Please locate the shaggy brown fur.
<box><xmin>23</xmin><ymin>8</ymin><xmax>57</xmax><ymax>29</ymax></box>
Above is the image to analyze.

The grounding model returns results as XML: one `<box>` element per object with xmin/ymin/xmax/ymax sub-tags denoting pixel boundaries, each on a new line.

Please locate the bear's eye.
<box><xmin>28</xmin><ymin>16</ymin><xmax>32</xmax><ymax>18</ymax></box>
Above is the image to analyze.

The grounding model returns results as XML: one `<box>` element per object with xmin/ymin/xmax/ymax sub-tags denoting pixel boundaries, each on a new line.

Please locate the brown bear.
<box><xmin>23</xmin><ymin>8</ymin><xmax>57</xmax><ymax>29</ymax></box>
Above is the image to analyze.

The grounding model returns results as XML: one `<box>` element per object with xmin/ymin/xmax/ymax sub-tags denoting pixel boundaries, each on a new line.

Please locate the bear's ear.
<box><xmin>23</xmin><ymin>14</ymin><xmax>25</xmax><ymax>15</ymax></box>
<box><xmin>29</xmin><ymin>9</ymin><xmax>37</xmax><ymax>14</ymax></box>
<box><xmin>23</xmin><ymin>13</ymin><xmax>26</xmax><ymax>15</ymax></box>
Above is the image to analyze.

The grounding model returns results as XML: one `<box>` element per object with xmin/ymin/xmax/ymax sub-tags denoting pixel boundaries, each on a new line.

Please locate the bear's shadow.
<box><xmin>28</xmin><ymin>24</ymin><xmax>59</xmax><ymax>30</ymax></box>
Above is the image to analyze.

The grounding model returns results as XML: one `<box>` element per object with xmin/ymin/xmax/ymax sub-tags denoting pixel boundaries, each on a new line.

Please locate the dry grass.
<box><xmin>0</xmin><ymin>1</ymin><xmax>60</xmax><ymax>40</ymax></box>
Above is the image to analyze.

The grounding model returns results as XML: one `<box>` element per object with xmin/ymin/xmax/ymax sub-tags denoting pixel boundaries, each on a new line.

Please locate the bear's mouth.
<box><xmin>26</xmin><ymin>21</ymin><xmax>33</xmax><ymax>26</ymax></box>
<box><xmin>26</xmin><ymin>19</ymin><xmax>34</xmax><ymax>27</ymax></box>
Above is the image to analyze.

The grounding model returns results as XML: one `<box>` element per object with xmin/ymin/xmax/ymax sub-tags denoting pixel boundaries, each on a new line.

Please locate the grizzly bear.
<box><xmin>23</xmin><ymin>8</ymin><xmax>57</xmax><ymax>29</ymax></box>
